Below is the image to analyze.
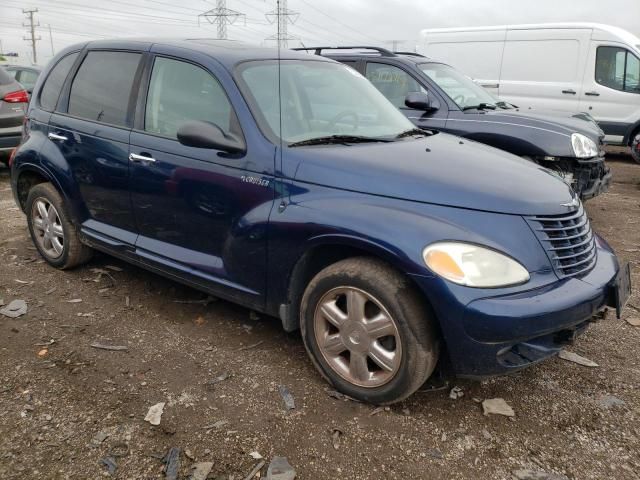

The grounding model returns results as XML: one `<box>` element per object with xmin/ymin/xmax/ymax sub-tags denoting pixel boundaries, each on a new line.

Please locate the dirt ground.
<box><xmin>0</xmin><ymin>151</ymin><xmax>639</xmax><ymax>480</ymax></box>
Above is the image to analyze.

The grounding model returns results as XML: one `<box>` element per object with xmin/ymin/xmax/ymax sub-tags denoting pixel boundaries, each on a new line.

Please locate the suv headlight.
<box><xmin>571</xmin><ymin>133</ymin><xmax>599</xmax><ymax>158</ymax></box>
<box><xmin>423</xmin><ymin>242</ymin><xmax>530</xmax><ymax>288</ymax></box>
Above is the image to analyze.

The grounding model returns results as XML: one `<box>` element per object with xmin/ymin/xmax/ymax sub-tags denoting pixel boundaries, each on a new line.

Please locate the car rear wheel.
<box><xmin>300</xmin><ymin>257</ymin><xmax>440</xmax><ymax>404</ymax></box>
<box><xmin>26</xmin><ymin>183</ymin><xmax>93</xmax><ymax>269</ymax></box>
<box><xmin>631</xmin><ymin>133</ymin><xmax>640</xmax><ymax>164</ymax></box>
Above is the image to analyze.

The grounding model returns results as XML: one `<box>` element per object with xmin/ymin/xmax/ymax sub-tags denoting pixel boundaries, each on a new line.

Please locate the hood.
<box><xmin>483</xmin><ymin>108</ymin><xmax>604</xmax><ymax>140</ymax></box>
<box><xmin>285</xmin><ymin>133</ymin><xmax>576</xmax><ymax>216</ymax></box>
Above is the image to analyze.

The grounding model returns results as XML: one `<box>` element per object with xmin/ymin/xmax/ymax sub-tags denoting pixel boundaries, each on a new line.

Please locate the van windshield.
<box><xmin>419</xmin><ymin>63</ymin><xmax>510</xmax><ymax>110</ymax></box>
<box><xmin>237</xmin><ymin>60</ymin><xmax>416</xmax><ymax>145</ymax></box>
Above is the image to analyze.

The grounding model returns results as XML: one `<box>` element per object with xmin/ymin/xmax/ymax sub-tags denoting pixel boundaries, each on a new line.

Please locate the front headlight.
<box><xmin>423</xmin><ymin>242</ymin><xmax>530</xmax><ymax>288</ymax></box>
<box><xmin>571</xmin><ymin>133</ymin><xmax>599</xmax><ymax>158</ymax></box>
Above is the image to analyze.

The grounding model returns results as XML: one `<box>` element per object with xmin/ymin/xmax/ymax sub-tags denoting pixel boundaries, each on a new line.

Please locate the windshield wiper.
<box><xmin>288</xmin><ymin>135</ymin><xmax>393</xmax><ymax>147</ymax></box>
<box><xmin>495</xmin><ymin>101</ymin><xmax>513</xmax><ymax>110</ymax></box>
<box><xmin>462</xmin><ymin>102</ymin><xmax>498</xmax><ymax>111</ymax></box>
<box><xmin>395</xmin><ymin>128</ymin><xmax>433</xmax><ymax>138</ymax></box>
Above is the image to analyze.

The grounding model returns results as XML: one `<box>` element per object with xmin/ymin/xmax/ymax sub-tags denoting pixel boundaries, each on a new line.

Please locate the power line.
<box><xmin>265</xmin><ymin>0</ymin><xmax>299</xmax><ymax>48</ymax></box>
<box><xmin>0</xmin><ymin>20</ymin><xmax>110</xmax><ymax>39</ymax></box>
<box><xmin>199</xmin><ymin>0</ymin><xmax>245</xmax><ymax>40</ymax></box>
<box><xmin>4</xmin><ymin>0</ymin><xmax>379</xmax><ymax>51</ymax></box>
<box><xmin>296</xmin><ymin>0</ymin><xmax>379</xmax><ymax>43</ymax></box>
<box><xmin>23</xmin><ymin>8</ymin><xmax>41</xmax><ymax>64</ymax></box>
<box><xmin>4</xmin><ymin>0</ymin><xmax>198</xmax><ymax>24</ymax></box>
<box><xmin>293</xmin><ymin>17</ymin><xmax>372</xmax><ymax>46</ymax></box>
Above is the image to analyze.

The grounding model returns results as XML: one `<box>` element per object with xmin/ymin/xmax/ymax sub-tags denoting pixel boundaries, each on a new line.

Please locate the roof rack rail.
<box><xmin>292</xmin><ymin>46</ymin><xmax>396</xmax><ymax>57</ymax></box>
<box><xmin>394</xmin><ymin>51</ymin><xmax>426</xmax><ymax>57</ymax></box>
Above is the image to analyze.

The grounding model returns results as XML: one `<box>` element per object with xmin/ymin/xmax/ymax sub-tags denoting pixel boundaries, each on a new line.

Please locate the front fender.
<box><xmin>457</xmin><ymin>126</ymin><xmax>574</xmax><ymax>158</ymax></box>
<box><xmin>266</xmin><ymin>181</ymin><xmax>556</xmax><ymax>320</ymax></box>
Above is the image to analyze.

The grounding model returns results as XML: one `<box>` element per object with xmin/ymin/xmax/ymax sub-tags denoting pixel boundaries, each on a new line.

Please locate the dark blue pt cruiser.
<box><xmin>9</xmin><ymin>39</ymin><xmax>631</xmax><ymax>404</ymax></box>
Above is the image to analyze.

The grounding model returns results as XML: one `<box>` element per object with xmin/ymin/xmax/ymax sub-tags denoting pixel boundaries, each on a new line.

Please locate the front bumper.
<box><xmin>410</xmin><ymin>244</ymin><xmax>621</xmax><ymax>377</ymax></box>
<box><xmin>577</xmin><ymin>156</ymin><xmax>612</xmax><ymax>200</ymax></box>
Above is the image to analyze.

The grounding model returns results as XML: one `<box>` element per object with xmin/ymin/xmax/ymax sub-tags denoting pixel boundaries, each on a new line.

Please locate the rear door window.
<box><xmin>365</xmin><ymin>62</ymin><xmax>424</xmax><ymax>108</ymax></box>
<box><xmin>68</xmin><ymin>51</ymin><xmax>141</xmax><ymax>127</ymax></box>
<box><xmin>39</xmin><ymin>52</ymin><xmax>79</xmax><ymax>111</ymax></box>
<box><xmin>595</xmin><ymin>46</ymin><xmax>640</xmax><ymax>93</ymax></box>
<box><xmin>144</xmin><ymin>56</ymin><xmax>237</xmax><ymax>139</ymax></box>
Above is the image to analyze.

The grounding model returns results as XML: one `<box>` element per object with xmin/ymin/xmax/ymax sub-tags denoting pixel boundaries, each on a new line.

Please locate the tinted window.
<box><xmin>40</xmin><ymin>52</ymin><xmax>79</xmax><ymax>111</ymax></box>
<box><xmin>69</xmin><ymin>51</ymin><xmax>141</xmax><ymax>126</ymax></box>
<box><xmin>596</xmin><ymin>46</ymin><xmax>640</xmax><ymax>93</ymax></box>
<box><xmin>145</xmin><ymin>57</ymin><xmax>234</xmax><ymax>139</ymax></box>
<box><xmin>365</xmin><ymin>62</ymin><xmax>424</xmax><ymax>108</ymax></box>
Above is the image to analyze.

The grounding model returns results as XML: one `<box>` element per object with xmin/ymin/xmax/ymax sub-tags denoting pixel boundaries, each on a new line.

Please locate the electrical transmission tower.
<box><xmin>199</xmin><ymin>0</ymin><xmax>245</xmax><ymax>40</ymax></box>
<box><xmin>265</xmin><ymin>0</ymin><xmax>299</xmax><ymax>48</ymax></box>
<box><xmin>23</xmin><ymin>8</ymin><xmax>41</xmax><ymax>64</ymax></box>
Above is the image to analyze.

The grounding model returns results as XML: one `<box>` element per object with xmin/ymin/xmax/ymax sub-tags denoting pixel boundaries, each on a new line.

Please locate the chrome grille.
<box><xmin>527</xmin><ymin>205</ymin><xmax>597</xmax><ymax>278</ymax></box>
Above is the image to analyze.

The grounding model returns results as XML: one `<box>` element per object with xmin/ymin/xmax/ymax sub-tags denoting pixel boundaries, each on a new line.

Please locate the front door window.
<box><xmin>365</xmin><ymin>62</ymin><xmax>425</xmax><ymax>108</ymax></box>
<box><xmin>145</xmin><ymin>57</ymin><xmax>239</xmax><ymax>139</ymax></box>
<box><xmin>595</xmin><ymin>46</ymin><xmax>640</xmax><ymax>93</ymax></box>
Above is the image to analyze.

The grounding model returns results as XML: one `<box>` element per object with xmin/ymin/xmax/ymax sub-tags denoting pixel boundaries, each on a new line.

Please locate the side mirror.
<box><xmin>405</xmin><ymin>91</ymin><xmax>439</xmax><ymax>112</ymax></box>
<box><xmin>177</xmin><ymin>120</ymin><xmax>245</xmax><ymax>153</ymax></box>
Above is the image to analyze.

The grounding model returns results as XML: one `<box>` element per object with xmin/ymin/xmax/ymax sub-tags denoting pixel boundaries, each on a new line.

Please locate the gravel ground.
<box><xmin>0</xmin><ymin>153</ymin><xmax>639</xmax><ymax>480</ymax></box>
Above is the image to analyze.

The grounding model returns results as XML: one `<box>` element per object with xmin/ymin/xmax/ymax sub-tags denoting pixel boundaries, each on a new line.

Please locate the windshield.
<box><xmin>419</xmin><ymin>63</ymin><xmax>504</xmax><ymax>110</ymax></box>
<box><xmin>237</xmin><ymin>60</ymin><xmax>415</xmax><ymax>144</ymax></box>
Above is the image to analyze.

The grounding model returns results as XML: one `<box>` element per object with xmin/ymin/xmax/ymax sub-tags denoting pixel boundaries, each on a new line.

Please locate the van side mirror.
<box><xmin>405</xmin><ymin>91</ymin><xmax>439</xmax><ymax>112</ymax></box>
<box><xmin>177</xmin><ymin>121</ymin><xmax>245</xmax><ymax>153</ymax></box>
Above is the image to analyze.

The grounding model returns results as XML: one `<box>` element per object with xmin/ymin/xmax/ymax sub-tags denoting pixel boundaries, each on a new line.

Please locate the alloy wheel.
<box><xmin>313</xmin><ymin>287</ymin><xmax>402</xmax><ymax>388</ymax></box>
<box><xmin>31</xmin><ymin>198</ymin><xmax>64</xmax><ymax>259</ymax></box>
<box><xmin>632</xmin><ymin>134</ymin><xmax>640</xmax><ymax>164</ymax></box>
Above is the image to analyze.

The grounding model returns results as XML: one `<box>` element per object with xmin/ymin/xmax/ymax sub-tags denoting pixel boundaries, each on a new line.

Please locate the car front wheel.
<box><xmin>300</xmin><ymin>257</ymin><xmax>440</xmax><ymax>404</ymax></box>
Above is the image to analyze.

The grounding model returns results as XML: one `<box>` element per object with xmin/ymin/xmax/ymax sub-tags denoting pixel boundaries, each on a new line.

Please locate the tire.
<box><xmin>631</xmin><ymin>133</ymin><xmax>640</xmax><ymax>164</ymax></box>
<box><xmin>300</xmin><ymin>257</ymin><xmax>440</xmax><ymax>404</ymax></box>
<box><xmin>26</xmin><ymin>183</ymin><xmax>93</xmax><ymax>269</ymax></box>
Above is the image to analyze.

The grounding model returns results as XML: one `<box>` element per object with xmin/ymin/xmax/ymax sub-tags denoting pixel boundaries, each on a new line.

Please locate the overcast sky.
<box><xmin>1</xmin><ymin>0</ymin><xmax>639</xmax><ymax>65</ymax></box>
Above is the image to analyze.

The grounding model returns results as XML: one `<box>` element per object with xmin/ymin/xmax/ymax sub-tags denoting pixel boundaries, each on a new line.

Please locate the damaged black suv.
<box><xmin>298</xmin><ymin>46</ymin><xmax>612</xmax><ymax>200</ymax></box>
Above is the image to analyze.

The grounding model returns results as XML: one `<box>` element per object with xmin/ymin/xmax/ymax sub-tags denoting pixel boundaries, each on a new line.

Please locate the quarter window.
<box><xmin>39</xmin><ymin>52</ymin><xmax>79</xmax><ymax>111</ymax></box>
<box><xmin>595</xmin><ymin>46</ymin><xmax>640</xmax><ymax>93</ymax></box>
<box><xmin>365</xmin><ymin>63</ymin><xmax>425</xmax><ymax>108</ymax></box>
<box><xmin>68</xmin><ymin>51</ymin><xmax>141</xmax><ymax>127</ymax></box>
<box><xmin>144</xmin><ymin>57</ymin><xmax>235</xmax><ymax>139</ymax></box>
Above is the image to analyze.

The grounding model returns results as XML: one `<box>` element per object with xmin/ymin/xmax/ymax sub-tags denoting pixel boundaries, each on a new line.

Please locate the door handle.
<box><xmin>129</xmin><ymin>153</ymin><xmax>156</xmax><ymax>163</ymax></box>
<box><xmin>585</xmin><ymin>91</ymin><xmax>600</xmax><ymax>97</ymax></box>
<box><xmin>562</xmin><ymin>89</ymin><xmax>577</xmax><ymax>95</ymax></box>
<box><xmin>47</xmin><ymin>132</ymin><xmax>68</xmax><ymax>141</ymax></box>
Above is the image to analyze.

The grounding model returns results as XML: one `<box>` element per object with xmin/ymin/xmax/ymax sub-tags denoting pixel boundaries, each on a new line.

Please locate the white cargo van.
<box><xmin>419</xmin><ymin>23</ymin><xmax>640</xmax><ymax>160</ymax></box>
